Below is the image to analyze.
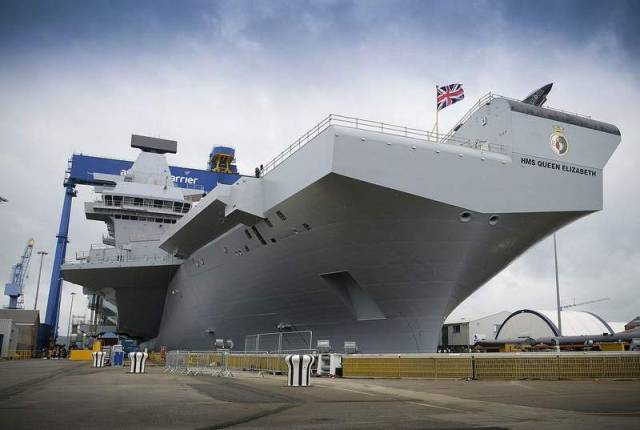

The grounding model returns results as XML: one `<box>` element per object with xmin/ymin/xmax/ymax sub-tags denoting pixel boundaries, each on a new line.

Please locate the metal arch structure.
<box><xmin>43</xmin><ymin>153</ymin><xmax>240</xmax><ymax>344</ymax></box>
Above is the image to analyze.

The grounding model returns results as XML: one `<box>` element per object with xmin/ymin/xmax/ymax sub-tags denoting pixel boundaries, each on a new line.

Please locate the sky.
<box><xmin>1</xmin><ymin>0</ymin><xmax>639</xmax><ymax>340</ymax></box>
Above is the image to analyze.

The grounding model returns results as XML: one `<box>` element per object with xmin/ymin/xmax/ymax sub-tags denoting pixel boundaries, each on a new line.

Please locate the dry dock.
<box><xmin>0</xmin><ymin>359</ymin><xmax>639</xmax><ymax>429</ymax></box>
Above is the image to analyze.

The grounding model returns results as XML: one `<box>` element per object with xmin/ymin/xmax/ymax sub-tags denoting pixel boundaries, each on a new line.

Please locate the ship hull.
<box><xmin>155</xmin><ymin>174</ymin><xmax>582</xmax><ymax>352</ymax></box>
<box><xmin>62</xmin><ymin>98</ymin><xmax>620</xmax><ymax>353</ymax></box>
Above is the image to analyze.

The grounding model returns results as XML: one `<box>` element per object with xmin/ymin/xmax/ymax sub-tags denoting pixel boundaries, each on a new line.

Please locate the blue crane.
<box><xmin>4</xmin><ymin>238</ymin><xmax>35</xmax><ymax>309</ymax></box>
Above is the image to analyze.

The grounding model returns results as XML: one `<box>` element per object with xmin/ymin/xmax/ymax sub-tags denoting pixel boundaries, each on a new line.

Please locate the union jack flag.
<box><xmin>437</xmin><ymin>83</ymin><xmax>464</xmax><ymax>111</ymax></box>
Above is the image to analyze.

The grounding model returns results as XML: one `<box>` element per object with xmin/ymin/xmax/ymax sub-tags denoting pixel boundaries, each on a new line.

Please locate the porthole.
<box><xmin>489</xmin><ymin>215</ymin><xmax>500</xmax><ymax>226</ymax></box>
<box><xmin>276</xmin><ymin>210</ymin><xmax>287</xmax><ymax>221</ymax></box>
<box><xmin>244</xmin><ymin>229</ymin><xmax>252</xmax><ymax>239</ymax></box>
<box><xmin>459</xmin><ymin>211</ymin><xmax>472</xmax><ymax>223</ymax></box>
<box><xmin>302</xmin><ymin>223</ymin><xmax>311</xmax><ymax>231</ymax></box>
<box><xmin>270</xmin><ymin>238</ymin><xmax>277</xmax><ymax>243</ymax></box>
<box><xmin>264</xmin><ymin>218</ymin><xmax>273</xmax><ymax>227</ymax></box>
<box><xmin>244</xmin><ymin>245</ymin><xmax>250</xmax><ymax>252</ymax></box>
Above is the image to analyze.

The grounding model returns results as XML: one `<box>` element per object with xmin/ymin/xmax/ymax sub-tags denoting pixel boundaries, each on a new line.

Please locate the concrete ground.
<box><xmin>0</xmin><ymin>360</ymin><xmax>638</xmax><ymax>429</ymax></box>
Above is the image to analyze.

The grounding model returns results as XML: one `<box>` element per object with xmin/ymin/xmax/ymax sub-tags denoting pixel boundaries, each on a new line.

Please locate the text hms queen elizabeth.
<box><xmin>520</xmin><ymin>157</ymin><xmax>597</xmax><ymax>177</ymax></box>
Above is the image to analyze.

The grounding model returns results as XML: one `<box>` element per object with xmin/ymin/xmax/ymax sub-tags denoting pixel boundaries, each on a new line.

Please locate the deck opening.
<box><xmin>320</xmin><ymin>271</ymin><xmax>386</xmax><ymax>321</ymax></box>
<box><xmin>251</xmin><ymin>226</ymin><xmax>267</xmax><ymax>245</ymax></box>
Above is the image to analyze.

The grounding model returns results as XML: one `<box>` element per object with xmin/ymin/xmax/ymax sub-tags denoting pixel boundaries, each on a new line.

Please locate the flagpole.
<box><xmin>435</xmin><ymin>85</ymin><xmax>439</xmax><ymax>142</ymax></box>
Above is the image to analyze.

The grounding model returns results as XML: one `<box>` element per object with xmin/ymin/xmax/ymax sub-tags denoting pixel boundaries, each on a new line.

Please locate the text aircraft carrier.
<box><xmin>62</xmin><ymin>87</ymin><xmax>621</xmax><ymax>352</ymax></box>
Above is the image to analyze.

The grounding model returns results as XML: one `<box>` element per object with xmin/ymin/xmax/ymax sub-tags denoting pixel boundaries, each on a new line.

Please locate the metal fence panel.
<box><xmin>343</xmin><ymin>353</ymin><xmax>640</xmax><ymax>380</ymax></box>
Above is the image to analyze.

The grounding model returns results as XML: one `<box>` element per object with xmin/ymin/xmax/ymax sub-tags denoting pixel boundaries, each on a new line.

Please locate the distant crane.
<box><xmin>4</xmin><ymin>238</ymin><xmax>35</xmax><ymax>309</ymax></box>
<box><xmin>560</xmin><ymin>297</ymin><xmax>610</xmax><ymax>310</ymax></box>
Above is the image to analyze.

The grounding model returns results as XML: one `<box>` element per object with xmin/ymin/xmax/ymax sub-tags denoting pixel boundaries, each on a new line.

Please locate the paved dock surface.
<box><xmin>0</xmin><ymin>360</ymin><xmax>639</xmax><ymax>429</ymax></box>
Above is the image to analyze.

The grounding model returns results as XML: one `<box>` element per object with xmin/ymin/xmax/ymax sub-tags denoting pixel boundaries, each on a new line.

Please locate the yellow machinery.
<box><xmin>207</xmin><ymin>146</ymin><xmax>237</xmax><ymax>174</ymax></box>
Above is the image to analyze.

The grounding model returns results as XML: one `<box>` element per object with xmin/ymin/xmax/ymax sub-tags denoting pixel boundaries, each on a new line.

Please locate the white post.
<box><xmin>554</xmin><ymin>233</ymin><xmax>562</xmax><ymax>337</ymax></box>
<box><xmin>33</xmin><ymin>251</ymin><xmax>48</xmax><ymax>310</ymax></box>
<box><xmin>66</xmin><ymin>292</ymin><xmax>76</xmax><ymax>348</ymax></box>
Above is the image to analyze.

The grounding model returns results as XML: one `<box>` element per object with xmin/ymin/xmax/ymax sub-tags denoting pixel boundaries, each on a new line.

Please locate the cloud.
<box><xmin>0</xmin><ymin>0</ymin><xmax>638</xmax><ymax>339</ymax></box>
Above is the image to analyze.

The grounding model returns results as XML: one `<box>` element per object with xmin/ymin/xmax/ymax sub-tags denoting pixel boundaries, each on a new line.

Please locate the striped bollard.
<box><xmin>129</xmin><ymin>351</ymin><xmax>149</xmax><ymax>374</ymax></box>
<box><xmin>285</xmin><ymin>354</ymin><xmax>314</xmax><ymax>387</ymax></box>
<box><xmin>92</xmin><ymin>351</ymin><xmax>105</xmax><ymax>368</ymax></box>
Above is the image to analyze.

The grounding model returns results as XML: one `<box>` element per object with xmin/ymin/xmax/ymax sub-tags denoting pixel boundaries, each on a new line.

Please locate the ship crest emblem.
<box><xmin>550</xmin><ymin>125</ymin><xmax>568</xmax><ymax>156</ymax></box>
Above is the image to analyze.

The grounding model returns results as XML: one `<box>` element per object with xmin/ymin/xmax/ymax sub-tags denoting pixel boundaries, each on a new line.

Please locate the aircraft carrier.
<box><xmin>61</xmin><ymin>87</ymin><xmax>621</xmax><ymax>353</ymax></box>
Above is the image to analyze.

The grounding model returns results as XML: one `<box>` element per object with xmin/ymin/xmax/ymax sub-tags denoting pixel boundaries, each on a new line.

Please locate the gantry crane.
<box><xmin>4</xmin><ymin>238</ymin><xmax>35</xmax><ymax>309</ymax></box>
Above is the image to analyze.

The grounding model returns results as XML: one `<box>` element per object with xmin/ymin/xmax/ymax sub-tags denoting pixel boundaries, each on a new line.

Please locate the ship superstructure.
<box><xmin>62</xmin><ymin>89</ymin><xmax>621</xmax><ymax>352</ymax></box>
<box><xmin>63</xmin><ymin>135</ymin><xmax>208</xmax><ymax>337</ymax></box>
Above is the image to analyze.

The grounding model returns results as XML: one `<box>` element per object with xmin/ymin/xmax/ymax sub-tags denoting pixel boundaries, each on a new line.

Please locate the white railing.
<box><xmin>439</xmin><ymin>92</ymin><xmax>496</xmax><ymax>144</ymax></box>
<box><xmin>440</xmin><ymin>92</ymin><xmax>592</xmax><ymax>144</ymax></box>
<box><xmin>244</xmin><ymin>330</ymin><xmax>314</xmax><ymax>353</ymax></box>
<box><xmin>92</xmin><ymin>199</ymin><xmax>190</xmax><ymax>214</ymax></box>
<box><xmin>164</xmin><ymin>349</ymin><xmax>319</xmax><ymax>376</ymax></box>
<box><xmin>260</xmin><ymin>113</ymin><xmax>502</xmax><ymax>176</ymax></box>
<box><xmin>71</xmin><ymin>247</ymin><xmax>181</xmax><ymax>265</ymax></box>
<box><xmin>176</xmin><ymin>182</ymin><xmax>205</xmax><ymax>192</ymax></box>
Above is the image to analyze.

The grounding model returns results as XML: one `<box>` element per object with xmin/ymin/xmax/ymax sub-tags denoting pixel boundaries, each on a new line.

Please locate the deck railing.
<box><xmin>92</xmin><ymin>199</ymin><xmax>190</xmax><ymax>214</ymax></box>
<box><xmin>71</xmin><ymin>246</ymin><xmax>181</xmax><ymax>265</ymax></box>
<box><xmin>440</xmin><ymin>92</ymin><xmax>592</xmax><ymax>144</ymax></box>
<box><xmin>260</xmin><ymin>113</ymin><xmax>502</xmax><ymax>176</ymax></box>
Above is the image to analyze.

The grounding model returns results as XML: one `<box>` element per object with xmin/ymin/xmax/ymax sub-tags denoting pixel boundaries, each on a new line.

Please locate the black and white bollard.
<box><xmin>285</xmin><ymin>354</ymin><xmax>314</xmax><ymax>387</ymax></box>
<box><xmin>92</xmin><ymin>351</ymin><xmax>105</xmax><ymax>368</ymax></box>
<box><xmin>129</xmin><ymin>351</ymin><xmax>148</xmax><ymax>373</ymax></box>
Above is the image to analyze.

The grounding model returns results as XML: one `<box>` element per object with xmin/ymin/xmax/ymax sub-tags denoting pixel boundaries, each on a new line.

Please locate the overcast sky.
<box><xmin>1</xmin><ymin>0</ymin><xmax>638</xmax><ymax>338</ymax></box>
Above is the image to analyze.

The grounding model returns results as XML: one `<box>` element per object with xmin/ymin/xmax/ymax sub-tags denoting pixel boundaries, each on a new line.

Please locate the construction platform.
<box><xmin>1</xmin><ymin>359</ymin><xmax>639</xmax><ymax>429</ymax></box>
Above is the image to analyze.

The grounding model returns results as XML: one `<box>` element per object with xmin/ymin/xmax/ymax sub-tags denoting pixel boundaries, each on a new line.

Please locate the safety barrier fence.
<box><xmin>343</xmin><ymin>352</ymin><xmax>640</xmax><ymax>380</ymax></box>
<box><xmin>164</xmin><ymin>351</ymin><xmax>303</xmax><ymax>375</ymax></box>
<box><xmin>148</xmin><ymin>352</ymin><xmax>165</xmax><ymax>364</ymax></box>
<box><xmin>6</xmin><ymin>350</ymin><xmax>33</xmax><ymax>360</ymax></box>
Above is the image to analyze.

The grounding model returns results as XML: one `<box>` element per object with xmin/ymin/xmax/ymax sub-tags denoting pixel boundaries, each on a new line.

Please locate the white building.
<box><xmin>0</xmin><ymin>318</ymin><xmax>18</xmax><ymax>358</ymax></box>
<box><xmin>441</xmin><ymin>311</ymin><xmax>511</xmax><ymax>351</ymax></box>
<box><xmin>496</xmin><ymin>309</ymin><xmax>622</xmax><ymax>339</ymax></box>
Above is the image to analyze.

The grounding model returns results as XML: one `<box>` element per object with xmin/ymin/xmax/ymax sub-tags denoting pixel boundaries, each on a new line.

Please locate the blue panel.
<box><xmin>69</xmin><ymin>154</ymin><xmax>240</xmax><ymax>192</ymax></box>
<box><xmin>4</xmin><ymin>283</ymin><xmax>21</xmax><ymax>296</ymax></box>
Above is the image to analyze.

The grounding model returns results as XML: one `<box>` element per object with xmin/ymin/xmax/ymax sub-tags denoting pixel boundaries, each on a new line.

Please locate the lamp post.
<box><xmin>66</xmin><ymin>292</ymin><xmax>76</xmax><ymax>349</ymax></box>
<box><xmin>33</xmin><ymin>251</ymin><xmax>48</xmax><ymax>310</ymax></box>
<box><xmin>553</xmin><ymin>233</ymin><xmax>562</xmax><ymax>337</ymax></box>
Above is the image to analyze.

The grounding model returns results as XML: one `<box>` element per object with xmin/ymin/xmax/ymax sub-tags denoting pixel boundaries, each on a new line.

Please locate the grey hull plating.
<box><xmin>155</xmin><ymin>174</ymin><xmax>583</xmax><ymax>352</ymax></box>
